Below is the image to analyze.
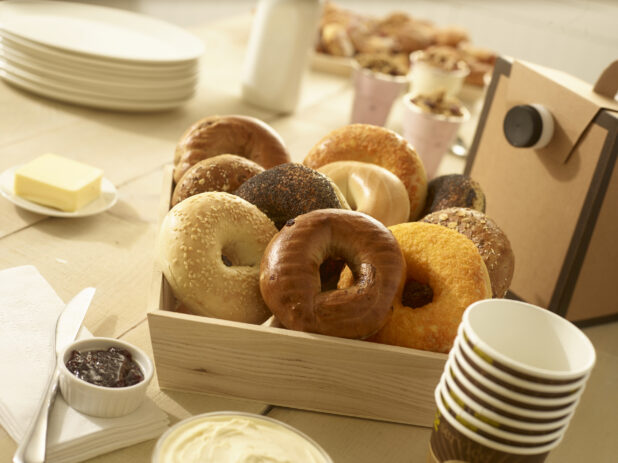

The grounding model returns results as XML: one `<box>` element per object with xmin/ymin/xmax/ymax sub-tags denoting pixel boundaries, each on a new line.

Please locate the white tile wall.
<box><xmin>64</xmin><ymin>0</ymin><xmax>617</xmax><ymax>85</ymax></box>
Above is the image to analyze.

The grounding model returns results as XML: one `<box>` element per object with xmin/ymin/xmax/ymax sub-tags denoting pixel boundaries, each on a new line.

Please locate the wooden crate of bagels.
<box><xmin>148</xmin><ymin>116</ymin><xmax>514</xmax><ymax>426</ymax></box>
<box><xmin>465</xmin><ymin>58</ymin><xmax>618</xmax><ymax>324</ymax></box>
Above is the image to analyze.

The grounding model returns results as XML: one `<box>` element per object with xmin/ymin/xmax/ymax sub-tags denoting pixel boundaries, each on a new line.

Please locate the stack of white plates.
<box><xmin>0</xmin><ymin>0</ymin><xmax>204</xmax><ymax>111</ymax></box>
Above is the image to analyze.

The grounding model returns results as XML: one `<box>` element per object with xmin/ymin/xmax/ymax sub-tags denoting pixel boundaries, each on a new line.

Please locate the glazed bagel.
<box><xmin>422</xmin><ymin>207</ymin><xmax>514</xmax><ymax>298</ymax></box>
<box><xmin>172</xmin><ymin>154</ymin><xmax>264</xmax><ymax>206</ymax></box>
<box><xmin>234</xmin><ymin>163</ymin><xmax>349</xmax><ymax>229</ymax></box>
<box><xmin>318</xmin><ymin>161</ymin><xmax>410</xmax><ymax>226</ymax></box>
<box><xmin>421</xmin><ymin>174</ymin><xmax>485</xmax><ymax>216</ymax></box>
<box><xmin>260</xmin><ymin>209</ymin><xmax>405</xmax><ymax>339</ymax></box>
<box><xmin>342</xmin><ymin>222</ymin><xmax>491</xmax><ymax>353</ymax></box>
<box><xmin>173</xmin><ymin>115</ymin><xmax>291</xmax><ymax>183</ymax></box>
<box><xmin>157</xmin><ymin>192</ymin><xmax>277</xmax><ymax>324</ymax></box>
<box><xmin>303</xmin><ymin>124</ymin><xmax>427</xmax><ymax>220</ymax></box>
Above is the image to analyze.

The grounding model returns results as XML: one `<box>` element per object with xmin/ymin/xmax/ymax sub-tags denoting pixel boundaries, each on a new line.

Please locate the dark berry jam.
<box><xmin>65</xmin><ymin>347</ymin><xmax>144</xmax><ymax>388</ymax></box>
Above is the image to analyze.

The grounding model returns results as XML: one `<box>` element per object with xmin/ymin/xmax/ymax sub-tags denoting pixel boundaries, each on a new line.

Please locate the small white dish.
<box><xmin>58</xmin><ymin>337</ymin><xmax>153</xmax><ymax>418</ymax></box>
<box><xmin>0</xmin><ymin>165</ymin><xmax>118</xmax><ymax>217</ymax></box>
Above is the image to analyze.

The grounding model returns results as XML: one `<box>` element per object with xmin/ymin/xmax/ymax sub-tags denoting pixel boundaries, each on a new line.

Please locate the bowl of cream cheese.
<box><xmin>152</xmin><ymin>411</ymin><xmax>333</xmax><ymax>463</ymax></box>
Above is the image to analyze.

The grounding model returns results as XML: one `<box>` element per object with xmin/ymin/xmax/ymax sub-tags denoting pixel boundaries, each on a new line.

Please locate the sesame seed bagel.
<box><xmin>157</xmin><ymin>191</ymin><xmax>277</xmax><ymax>324</ymax></box>
<box><xmin>303</xmin><ymin>124</ymin><xmax>427</xmax><ymax>220</ymax></box>
<box><xmin>260</xmin><ymin>209</ymin><xmax>404</xmax><ymax>339</ymax></box>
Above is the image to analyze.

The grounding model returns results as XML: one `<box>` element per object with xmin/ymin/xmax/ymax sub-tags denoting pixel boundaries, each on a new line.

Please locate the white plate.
<box><xmin>0</xmin><ymin>166</ymin><xmax>118</xmax><ymax>218</ymax></box>
<box><xmin>0</xmin><ymin>68</ymin><xmax>193</xmax><ymax>112</ymax></box>
<box><xmin>0</xmin><ymin>0</ymin><xmax>204</xmax><ymax>64</ymax></box>
<box><xmin>0</xmin><ymin>31</ymin><xmax>200</xmax><ymax>74</ymax></box>
<box><xmin>0</xmin><ymin>59</ymin><xmax>197</xmax><ymax>100</ymax></box>
<box><xmin>0</xmin><ymin>44</ymin><xmax>199</xmax><ymax>88</ymax></box>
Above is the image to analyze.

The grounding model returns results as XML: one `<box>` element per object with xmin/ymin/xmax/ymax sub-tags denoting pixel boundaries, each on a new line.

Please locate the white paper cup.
<box><xmin>431</xmin><ymin>382</ymin><xmax>563</xmax><ymax>462</ymax></box>
<box><xmin>442</xmin><ymin>366</ymin><xmax>573</xmax><ymax>433</ymax></box>
<box><xmin>456</xmin><ymin>324</ymin><xmax>588</xmax><ymax>395</ymax></box>
<box><xmin>462</xmin><ymin>300</ymin><xmax>596</xmax><ymax>384</ymax></box>
<box><xmin>446</xmin><ymin>356</ymin><xmax>581</xmax><ymax>422</ymax></box>
<box><xmin>451</xmin><ymin>342</ymin><xmax>583</xmax><ymax>410</ymax></box>
<box><xmin>408</xmin><ymin>50</ymin><xmax>470</xmax><ymax>98</ymax></box>
<box><xmin>438</xmin><ymin>376</ymin><xmax>565</xmax><ymax>446</ymax></box>
<box><xmin>350</xmin><ymin>64</ymin><xmax>409</xmax><ymax>126</ymax></box>
<box><xmin>401</xmin><ymin>91</ymin><xmax>469</xmax><ymax>179</ymax></box>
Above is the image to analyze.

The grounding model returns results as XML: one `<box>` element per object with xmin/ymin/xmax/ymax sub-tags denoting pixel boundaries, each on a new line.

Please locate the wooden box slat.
<box><xmin>148</xmin><ymin>165</ymin><xmax>446</xmax><ymax>426</ymax></box>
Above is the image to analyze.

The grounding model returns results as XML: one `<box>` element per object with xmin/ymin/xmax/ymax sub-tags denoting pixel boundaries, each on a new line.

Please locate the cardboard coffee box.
<box><xmin>465</xmin><ymin>58</ymin><xmax>618</xmax><ymax>324</ymax></box>
<box><xmin>148</xmin><ymin>166</ymin><xmax>446</xmax><ymax>427</ymax></box>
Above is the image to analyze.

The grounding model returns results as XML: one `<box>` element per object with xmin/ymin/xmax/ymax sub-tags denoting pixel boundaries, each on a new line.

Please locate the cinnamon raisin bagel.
<box><xmin>157</xmin><ymin>192</ymin><xmax>277</xmax><ymax>324</ymax></box>
<box><xmin>234</xmin><ymin>163</ymin><xmax>349</xmax><ymax>229</ymax></box>
<box><xmin>173</xmin><ymin>115</ymin><xmax>291</xmax><ymax>183</ymax></box>
<box><xmin>172</xmin><ymin>154</ymin><xmax>264</xmax><ymax>206</ymax></box>
<box><xmin>422</xmin><ymin>208</ymin><xmax>514</xmax><ymax>298</ymax></box>
<box><xmin>260</xmin><ymin>209</ymin><xmax>405</xmax><ymax>339</ymax></box>
<box><xmin>317</xmin><ymin>160</ymin><xmax>410</xmax><ymax>227</ymax></box>
<box><xmin>303</xmin><ymin>124</ymin><xmax>427</xmax><ymax>220</ymax></box>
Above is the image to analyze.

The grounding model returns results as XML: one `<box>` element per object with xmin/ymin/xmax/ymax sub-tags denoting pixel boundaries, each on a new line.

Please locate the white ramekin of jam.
<box><xmin>58</xmin><ymin>337</ymin><xmax>153</xmax><ymax>418</ymax></box>
<box><xmin>151</xmin><ymin>412</ymin><xmax>333</xmax><ymax>463</ymax></box>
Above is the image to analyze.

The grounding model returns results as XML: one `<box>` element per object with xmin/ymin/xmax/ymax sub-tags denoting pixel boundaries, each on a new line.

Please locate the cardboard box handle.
<box><xmin>593</xmin><ymin>60</ymin><xmax>618</xmax><ymax>99</ymax></box>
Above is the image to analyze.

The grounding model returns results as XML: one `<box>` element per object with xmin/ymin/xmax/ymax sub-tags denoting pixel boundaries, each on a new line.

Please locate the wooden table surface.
<box><xmin>1</xmin><ymin>15</ymin><xmax>616</xmax><ymax>463</ymax></box>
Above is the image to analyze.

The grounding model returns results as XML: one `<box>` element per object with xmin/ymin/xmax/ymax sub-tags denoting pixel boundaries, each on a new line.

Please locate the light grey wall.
<box><xmin>66</xmin><ymin>0</ymin><xmax>617</xmax><ymax>85</ymax></box>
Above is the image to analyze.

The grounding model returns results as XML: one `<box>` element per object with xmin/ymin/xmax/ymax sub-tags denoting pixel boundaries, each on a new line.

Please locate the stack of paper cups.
<box><xmin>429</xmin><ymin>299</ymin><xmax>596</xmax><ymax>463</ymax></box>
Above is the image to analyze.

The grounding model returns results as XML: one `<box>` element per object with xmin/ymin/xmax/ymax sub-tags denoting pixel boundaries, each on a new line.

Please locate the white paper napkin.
<box><xmin>0</xmin><ymin>265</ymin><xmax>169</xmax><ymax>463</ymax></box>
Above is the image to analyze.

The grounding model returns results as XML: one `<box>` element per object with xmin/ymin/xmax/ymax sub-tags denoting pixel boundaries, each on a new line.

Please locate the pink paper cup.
<box><xmin>350</xmin><ymin>64</ymin><xmax>409</xmax><ymax>126</ymax></box>
<box><xmin>408</xmin><ymin>50</ymin><xmax>470</xmax><ymax>98</ymax></box>
<box><xmin>401</xmin><ymin>91</ymin><xmax>469</xmax><ymax>178</ymax></box>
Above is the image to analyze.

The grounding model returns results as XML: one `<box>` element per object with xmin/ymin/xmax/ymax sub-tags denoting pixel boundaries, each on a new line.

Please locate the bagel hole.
<box><xmin>319</xmin><ymin>257</ymin><xmax>347</xmax><ymax>291</ymax></box>
<box><xmin>221</xmin><ymin>243</ymin><xmax>257</xmax><ymax>267</ymax></box>
<box><xmin>402</xmin><ymin>279</ymin><xmax>433</xmax><ymax>308</ymax></box>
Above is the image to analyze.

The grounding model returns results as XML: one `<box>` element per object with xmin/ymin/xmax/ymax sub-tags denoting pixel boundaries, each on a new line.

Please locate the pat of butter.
<box><xmin>14</xmin><ymin>154</ymin><xmax>103</xmax><ymax>212</ymax></box>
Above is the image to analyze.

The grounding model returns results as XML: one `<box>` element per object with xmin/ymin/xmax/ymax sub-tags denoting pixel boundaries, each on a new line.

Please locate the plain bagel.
<box><xmin>173</xmin><ymin>115</ymin><xmax>291</xmax><ymax>182</ymax></box>
<box><xmin>318</xmin><ymin>160</ymin><xmax>410</xmax><ymax>226</ymax></box>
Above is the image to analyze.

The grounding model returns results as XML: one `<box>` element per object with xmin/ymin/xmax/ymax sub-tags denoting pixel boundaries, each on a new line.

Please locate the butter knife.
<box><xmin>13</xmin><ymin>287</ymin><xmax>96</xmax><ymax>463</ymax></box>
